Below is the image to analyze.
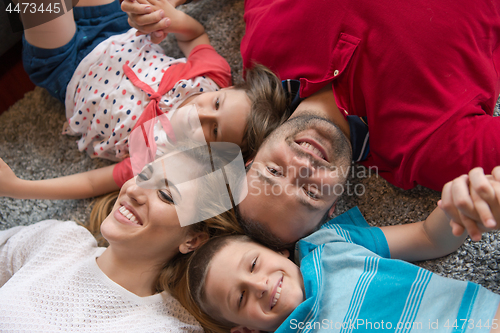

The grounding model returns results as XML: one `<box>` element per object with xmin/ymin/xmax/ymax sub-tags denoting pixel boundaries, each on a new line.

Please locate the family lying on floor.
<box><xmin>1</xmin><ymin>0</ymin><xmax>500</xmax><ymax>331</ymax></box>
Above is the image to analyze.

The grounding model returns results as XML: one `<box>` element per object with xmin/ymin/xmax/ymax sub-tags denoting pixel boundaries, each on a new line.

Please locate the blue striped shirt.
<box><xmin>276</xmin><ymin>208</ymin><xmax>500</xmax><ymax>333</ymax></box>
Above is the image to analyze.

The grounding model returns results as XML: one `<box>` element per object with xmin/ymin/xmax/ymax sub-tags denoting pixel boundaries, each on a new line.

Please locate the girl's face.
<box><xmin>100</xmin><ymin>175</ymin><xmax>198</xmax><ymax>263</ymax></box>
<box><xmin>204</xmin><ymin>240</ymin><xmax>305</xmax><ymax>332</ymax></box>
<box><xmin>171</xmin><ymin>88</ymin><xmax>251</xmax><ymax>147</ymax></box>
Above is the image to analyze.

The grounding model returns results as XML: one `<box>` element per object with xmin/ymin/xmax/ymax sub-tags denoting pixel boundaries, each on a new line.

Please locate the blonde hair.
<box><xmin>88</xmin><ymin>191</ymin><xmax>118</xmax><ymax>247</ymax></box>
<box><xmin>235</xmin><ymin>64</ymin><xmax>290</xmax><ymax>161</ymax></box>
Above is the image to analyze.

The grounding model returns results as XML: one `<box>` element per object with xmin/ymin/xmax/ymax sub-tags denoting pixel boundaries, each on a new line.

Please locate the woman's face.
<box><xmin>100</xmin><ymin>173</ymin><xmax>199</xmax><ymax>262</ymax></box>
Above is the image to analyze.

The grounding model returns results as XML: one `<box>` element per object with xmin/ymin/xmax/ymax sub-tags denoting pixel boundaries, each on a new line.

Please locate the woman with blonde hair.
<box><xmin>0</xmin><ymin>145</ymin><xmax>243</xmax><ymax>332</ymax></box>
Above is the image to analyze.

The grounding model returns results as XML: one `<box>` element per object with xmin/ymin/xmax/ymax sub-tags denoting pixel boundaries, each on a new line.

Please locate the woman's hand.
<box><xmin>438</xmin><ymin>166</ymin><xmax>500</xmax><ymax>241</ymax></box>
<box><xmin>121</xmin><ymin>0</ymin><xmax>173</xmax><ymax>44</ymax></box>
<box><xmin>0</xmin><ymin>158</ymin><xmax>22</xmax><ymax>198</ymax></box>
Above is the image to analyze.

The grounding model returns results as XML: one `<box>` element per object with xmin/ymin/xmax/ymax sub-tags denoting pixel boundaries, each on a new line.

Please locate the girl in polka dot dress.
<box><xmin>1</xmin><ymin>0</ymin><xmax>287</xmax><ymax>200</ymax></box>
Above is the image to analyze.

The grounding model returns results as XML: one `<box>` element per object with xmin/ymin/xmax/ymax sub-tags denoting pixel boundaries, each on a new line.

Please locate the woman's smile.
<box><xmin>117</xmin><ymin>205</ymin><xmax>142</xmax><ymax>225</ymax></box>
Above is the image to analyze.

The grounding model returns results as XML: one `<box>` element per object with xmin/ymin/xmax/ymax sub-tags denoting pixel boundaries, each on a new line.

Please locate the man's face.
<box><xmin>238</xmin><ymin>115</ymin><xmax>351</xmax><ymax>244</ymax></box>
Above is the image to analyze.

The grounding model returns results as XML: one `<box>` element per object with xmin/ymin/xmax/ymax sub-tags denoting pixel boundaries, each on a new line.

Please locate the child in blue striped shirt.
<box><xmin>185</xmin><ymin>172</ymin><xmax>500</xmax><ymax>333</ymax></box>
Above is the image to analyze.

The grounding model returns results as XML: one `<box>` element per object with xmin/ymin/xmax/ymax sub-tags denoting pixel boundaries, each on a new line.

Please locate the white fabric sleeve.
<box><xmin>0</xmin><ymin>220</ymin><xmax>66</xmax><ymax>287</ymax></box>
<box><xmin>0</xmin><ymin>226</ymin><xmax>25</xmax><ymax>286</ymax></box>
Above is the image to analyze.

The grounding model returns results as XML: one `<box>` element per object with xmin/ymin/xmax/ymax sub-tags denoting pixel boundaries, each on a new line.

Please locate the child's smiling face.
<box><xmin>204</xmin><ymin>240</ymin><xmax>305</xmax><ymax>332</ymax></box>
<box><xmin>171</xmin><ymin>88</ymin><xmax>250</xmax><ymax>147</ymax></box>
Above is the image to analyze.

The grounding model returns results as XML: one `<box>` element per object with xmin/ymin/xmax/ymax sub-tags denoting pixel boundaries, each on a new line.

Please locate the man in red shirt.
<box><xmin>124</xmin><ymin>0</ymin><xmax>500</xmax><ymax>244</ymax></box>
<box><xmin>240</xmin><ymin>0</ymin><xmax>500</xmax><ymax>192</ymax></box>
<box><xmin>125</xmin><ymin>0</ymin><xmax>499</xmax><ymax>191</ymax></box>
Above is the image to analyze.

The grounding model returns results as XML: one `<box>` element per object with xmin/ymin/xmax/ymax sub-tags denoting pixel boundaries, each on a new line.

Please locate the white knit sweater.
<box><xmin>0</xmin><ymin>220</ymin><xmax>203</xmax><ymax>332</ymax></box>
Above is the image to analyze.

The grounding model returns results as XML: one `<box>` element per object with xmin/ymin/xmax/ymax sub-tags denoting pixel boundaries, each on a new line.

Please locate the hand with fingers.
<box><xmin>438</xmin><ymin>166</ymin><xmax>500</xmax><ymax>241</ymax></box>
<box><xmin>121</xmin><ymin>0</ymin><xmax>177</xmax><ymax>44</ymax></box>
<box><xmin>124</xmin><ymin>0</ymin><xmax>208</xmax><ymax>56</ymax></box>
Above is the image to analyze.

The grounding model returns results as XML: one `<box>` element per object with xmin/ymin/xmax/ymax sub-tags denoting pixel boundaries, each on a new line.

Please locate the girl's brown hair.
<box><xmin>235</xmin><ymin>64</ymin><xmax>290</xmax><ymax>161</ymax></box>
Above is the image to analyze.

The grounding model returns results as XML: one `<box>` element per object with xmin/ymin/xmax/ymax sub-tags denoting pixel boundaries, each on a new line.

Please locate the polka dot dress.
<box><xmin>65</xmin><ymin>29</ymin><xmax>219</xmax><ymax>161</ymax></box>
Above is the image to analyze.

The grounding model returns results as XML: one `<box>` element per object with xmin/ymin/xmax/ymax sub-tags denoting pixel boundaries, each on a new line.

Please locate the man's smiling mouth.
<box><xmin>295</xmin><ymin>138</ymin><xmax>329</xmax><ymax>162</ymax></box>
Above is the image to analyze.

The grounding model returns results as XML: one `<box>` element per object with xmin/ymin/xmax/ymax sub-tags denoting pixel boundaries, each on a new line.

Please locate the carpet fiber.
<box><xmin>1</xmin><ymin>0</ymin><xmax>499</xmax><ymax>295</ymax></box>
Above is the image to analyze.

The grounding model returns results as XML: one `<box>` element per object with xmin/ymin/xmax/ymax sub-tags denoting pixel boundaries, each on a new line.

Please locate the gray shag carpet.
<box><xmin>1</xmin><ymin>0</ymin><xmax>499</xmax><ymax>296</ymax></box>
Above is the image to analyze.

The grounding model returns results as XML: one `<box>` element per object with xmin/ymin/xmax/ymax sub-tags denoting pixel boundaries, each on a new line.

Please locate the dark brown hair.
<box><xmin>235</xmin><ymin>64</ymin><xmax>290</xmax><ymax>161</ymax></box>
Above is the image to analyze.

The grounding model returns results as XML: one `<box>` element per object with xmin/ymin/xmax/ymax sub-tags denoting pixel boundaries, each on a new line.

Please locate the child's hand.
<box><xmin>0</xmin><ymin>158</ymin><xmax>21</xmax><ymax>198</ymax></box>
<box><xmin>167</xmin><ymin>0</ymin><xmax>192</xmax><ymax>7</ymax></box>
<box><xmin>121</xmin><ymin>0</ymin><xmax>172</xmax><ymax>44</ymax></box>
<box><xmin>438</xmin><ymin>167</ymin><xmax>500</xmax><ymax>241</ymax></box>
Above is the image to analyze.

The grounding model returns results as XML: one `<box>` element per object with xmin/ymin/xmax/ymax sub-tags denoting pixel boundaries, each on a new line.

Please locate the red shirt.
<box><xmin>241</xmin><ymin>0</ymin><xmax>500</xmax><ymax>190</ymax></box>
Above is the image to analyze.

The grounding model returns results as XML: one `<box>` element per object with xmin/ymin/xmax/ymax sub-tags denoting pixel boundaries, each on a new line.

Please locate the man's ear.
<box><xmin>179</xmin><ymin>232</ymin><xmax>209</xmax><ymax>254</ymax></box>
<box><xmin>328</xmin><ymin>199</ymin><xmax>338</xmax><ymax>219</ymax></box>
<box><xmin>245</xmin><ymin>159</ymin><xmax>254</xmax><ymax>168</ymax></box>
<box><xmin>230</xmin><ymin>326</ymin><xmax>260</xmax><ymax>333</ymax></box>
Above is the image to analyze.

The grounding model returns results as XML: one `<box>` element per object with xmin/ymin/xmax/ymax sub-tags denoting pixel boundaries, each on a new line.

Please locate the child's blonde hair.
<box><xmin>235</xmin><ymin>64</ymin><xmax>290</xmax><ymax>161</ymax></box>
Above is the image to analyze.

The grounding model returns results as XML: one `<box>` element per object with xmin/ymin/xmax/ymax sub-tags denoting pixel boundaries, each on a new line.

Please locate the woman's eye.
<box><xmin>215</xmin><ymin>98</ymin><xmax>220</xmax><ymax>110</ymax></box>
<box><xmin>251</xmin><ymin>258</ymin><xmax>257</xmax><ymax>272</ymax></box>
<box><xmin>158</xmin><ymin>190</ymin><xmax>174</xmax><ymax>204</ymax></box>
<box><xmin>213</xmin><ymin>126</ymin><xmax>218</xmax><ymax>137</ymax></box>
<box><xmin>266</xmin><ymin>166</ymin><xmax>282</xmax><ymax>176</ymax></box>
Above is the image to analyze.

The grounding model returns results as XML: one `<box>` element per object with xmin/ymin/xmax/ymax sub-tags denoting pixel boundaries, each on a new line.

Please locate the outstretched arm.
<box><xmin>380</xmin><ymin>167</ymin><xmax>500</xmax><ymax>262</ymax></box>
<box><xmin>381</xmin><ymin>167</ymin><xmax>500</xmax><ymax>262</ymax></box>
<box><xmin>0</xmin><ymin>158</ymin><xmax>119</xmax><ymax>200</ymax></box>
<box><xmin>380</xmin><ymin>207</ymin><xmax>466</xmax><ymax>262</ymax></box>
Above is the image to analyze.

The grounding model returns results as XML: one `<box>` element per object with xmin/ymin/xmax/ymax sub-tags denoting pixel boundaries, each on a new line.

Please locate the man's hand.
<box><xmin>121</xmin><ymin>0</ymin><xmax>172</xmax><ymax>44</ymax></box>
<box><xmin>438</xmin><ymin>166</ymin><xmax>500</xmax><ymax>241</ymax></box>
<box><xmin>0</xmin><ymin>158</ymin><xmax>22</xmax><ymax>198</ymax></box>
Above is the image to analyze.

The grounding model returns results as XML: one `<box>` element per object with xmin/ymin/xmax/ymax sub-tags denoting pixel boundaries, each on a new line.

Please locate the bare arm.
<box><xmin>381</xmin><ymin>207</ymin><xmax>467</xmax><ymax>262</ymax></box>
<box><xmin>0</xmin><ymin>158</ymin><xmax>119</xmax><ymax>200</ymax></box>
<box><xmin>380</xmin><ymin>168</ymin><xmax>500</xmax><ymax>261</ymax></box>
